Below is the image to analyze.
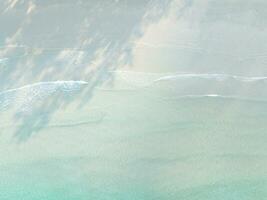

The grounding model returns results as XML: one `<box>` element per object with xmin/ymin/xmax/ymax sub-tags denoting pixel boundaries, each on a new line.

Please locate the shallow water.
<box><xmin>0</xmin><ymin>0</ymin><xmax>267</xmax><ymax>199</ymax></box>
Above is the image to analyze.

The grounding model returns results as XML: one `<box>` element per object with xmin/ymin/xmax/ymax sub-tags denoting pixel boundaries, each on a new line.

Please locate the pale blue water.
<box><xmin>0</xmin><ymin>0</ymin><xmax>267</xmax><ymax>199</ymax></box>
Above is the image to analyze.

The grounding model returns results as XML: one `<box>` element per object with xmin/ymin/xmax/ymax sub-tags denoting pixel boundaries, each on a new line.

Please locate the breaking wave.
<box><xmin>0</xmin><ymin>81</ymin><xmax>88</xmax><ymax>112</ymax></box>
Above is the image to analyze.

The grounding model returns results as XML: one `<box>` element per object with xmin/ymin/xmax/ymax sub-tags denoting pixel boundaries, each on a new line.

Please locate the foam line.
<box><xmin>162</xmin><ymin>94</ymin><xmax>267</xmax><ymax>103</ymax></box>
<box><xmin>110</xmin><ymin>70</ymin><xmax>267</xmax><ymax>84</ymax></box>
<box><xmin>153</xmin><ymin>73</ymin><xmax>267</xmax><ymax>83</ymax></box>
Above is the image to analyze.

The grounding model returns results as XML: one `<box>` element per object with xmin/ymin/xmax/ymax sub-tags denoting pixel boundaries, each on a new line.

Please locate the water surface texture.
<box><xmin>0</xmin><ymin>0</ymin><xmax>267</xmax><ymax>199</ymax></box>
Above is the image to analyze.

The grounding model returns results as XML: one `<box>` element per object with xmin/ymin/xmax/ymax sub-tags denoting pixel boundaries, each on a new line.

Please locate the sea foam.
<box><xmin>0</xmin><ymin>81</ymin><xmax>88</xmax><ymax>112</ymax></box>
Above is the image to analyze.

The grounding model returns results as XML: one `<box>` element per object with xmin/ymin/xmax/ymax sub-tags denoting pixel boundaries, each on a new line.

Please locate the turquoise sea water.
<box><xmin>0</xmin><ymin>0</ymin><xmax>267</xmax><ymax>199</ymax></box>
